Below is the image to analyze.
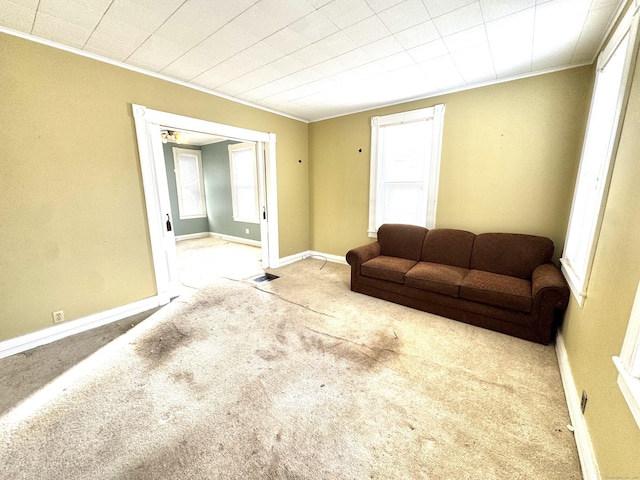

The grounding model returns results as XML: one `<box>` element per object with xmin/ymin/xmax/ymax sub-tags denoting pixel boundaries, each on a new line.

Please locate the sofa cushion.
<box><xmin>421</xmin><ymin>228</ymin><xmax>475</xmax><ymax>268</ymax></box>
<box><xmin>361</xmin><ymin>256</ymin><xmax>417</xmax><ymax>284</ymax></box>
<box><xmin>377</xmin><ymin>224</ymin><xmax>428</xmax><ymax>261</ymax></box>
<box><xmin>460</xmin><ymin>270</ymin><xmax>532</xmax><ymax>312</ymax></box>
<box><xmin>470</xmin><ymin>233</ymin><xmax>554</xmax><ymax>280</ymax></box>
<box><xmin>405</xmin><ymin>262</ymin><xmax>469</xmax><ymax>297</ymax></box>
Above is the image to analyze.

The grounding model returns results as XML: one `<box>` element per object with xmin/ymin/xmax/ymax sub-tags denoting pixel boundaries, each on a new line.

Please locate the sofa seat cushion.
<box><xmin>460</xmin><ymin>270</ymin><xmax>532</xmax><ymax>312</ymax></box>
<box><xmin>361</xmin><ymin>256</ymin><xmax>417</xmax><ymax>284</ymax></box>
<box><xmin>405</xmin><ymin>262</ymin><xmax>469</xmax><ymax>297</ymax></box>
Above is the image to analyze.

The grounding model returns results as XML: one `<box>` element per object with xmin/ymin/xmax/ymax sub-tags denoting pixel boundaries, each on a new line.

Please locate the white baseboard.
<box><xmin>278</xmin><ymin>250</ymin><xmax>348</xmax><ymax>268</ymax></box>
<box><xmin>175</xmin><ymin>232</ymin><xmax>209</xmax><ymax>241</ymax></box>
<box><xmin>209</xmin><ymin>232</ymin><xmax>261</xmax><ymax>247</ymax></box>
<box><xmin>555</xmin><ymin>332</ymin><xmax>601</xmax><ymax>480</ymax></box>
<box><xmin>0</xmin><ymin>296</ymin><xmax>161</xmax><ymax>360</ymax></box>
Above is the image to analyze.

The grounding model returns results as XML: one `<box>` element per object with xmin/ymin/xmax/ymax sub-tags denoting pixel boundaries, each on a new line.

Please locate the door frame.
<box><xmin>132</xmin><ymin>104</ymin><xmax>279</xmax><ymax>304</ymax></box>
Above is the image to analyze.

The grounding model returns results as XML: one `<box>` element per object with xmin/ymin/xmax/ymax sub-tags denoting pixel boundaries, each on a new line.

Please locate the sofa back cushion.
<box><xmin>470</xmin><ymin>233</ymin><xmax>554</xmax><ymax>279</ymax></box>
<box><xmin>377</xmin><ymin>224</ymin><xmax>428</xmax><ymax>261</ymax></box>
<box><xmin>421</xmin><ymin>228</ymin><xmax>476</xmax><ymax>268</ymax></box>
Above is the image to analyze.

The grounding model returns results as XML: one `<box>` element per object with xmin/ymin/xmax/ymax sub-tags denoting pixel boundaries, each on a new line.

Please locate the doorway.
<box><xmin>132</xmin><ymin>104</ymin><xmax>279</xmax><ymax>305</ymax></box>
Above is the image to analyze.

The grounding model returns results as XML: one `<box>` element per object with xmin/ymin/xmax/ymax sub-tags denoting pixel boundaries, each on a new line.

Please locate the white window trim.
<box><xmin>228</xmin><ymin>142</ymin><xmax>260</xmax><ymax>224</ymax></box>
<box><xmin>172</xmin><ymin>147</ymin><xmax>207</xmax><ymax>219</ymax></box>
<box><xmin>613</xmin><ymin>280</ymin><xmax>640</xmax><ymax>428</ymax></box>
<box><xmin>368</xmin><ymin>104</ymin><xmax>445</xmax><ymax>238</ymax></box>
<box><xmin>560</xmin><ymin>2</ymin><xmax>640</xmax><ymax>306</ymax></box>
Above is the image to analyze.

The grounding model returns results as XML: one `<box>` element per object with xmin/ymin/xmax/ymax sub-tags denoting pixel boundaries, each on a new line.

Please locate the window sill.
<box><xmin>613</xmin><ymin>356</ymin><xmax>640</xmax><ymax>429</ymax></box>
<box><xmin>560</xmin><ymin>259</ymin><xmax>586</xmax><ymax>307</ymax></box>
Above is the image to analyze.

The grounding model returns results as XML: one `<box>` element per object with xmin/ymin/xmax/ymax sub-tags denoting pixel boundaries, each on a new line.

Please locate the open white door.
<box><xmin>132</xmin><ymin>104</ymin><xmax>279</xmax><ymax>301</ymax></box>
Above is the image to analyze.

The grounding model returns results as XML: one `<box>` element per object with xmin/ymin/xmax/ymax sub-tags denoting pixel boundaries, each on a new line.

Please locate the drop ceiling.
<box><xmin>0</xmin><ymin>0</ymin><xmax>623</xmax><ymax>122</ymax></box>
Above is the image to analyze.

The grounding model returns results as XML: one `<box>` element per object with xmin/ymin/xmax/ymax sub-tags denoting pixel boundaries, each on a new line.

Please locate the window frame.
<box><xmin>560</xmin><ymin>4</ymin><xmax>640</xmax><ymax>306</ymax></box>
<box><xmin>228</xmin><ymin>142</ymin><xmax>260</xmax><ymax>225</ymax></box>
<box><xmin>172</xmin><ymin>147</ymin><xmax>207</xmax><ymax>220</ymax></box>
<box><xmin>368</xmin><ymin>104</ymin><xmax>446</xmax><ymax>238</ymax></box>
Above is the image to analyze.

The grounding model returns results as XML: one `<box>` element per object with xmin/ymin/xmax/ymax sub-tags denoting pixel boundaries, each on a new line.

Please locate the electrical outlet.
<box><xmin>245</xmin><ymin>228</ymin><xmax>250</xmax><ymax>234</ymax></box>
<box><xmin>580</xmin><ymin>391</ymin><xmax>588</xmax><ymax>414</ymax></box>
<box><xmin>52</xmin><ymin>310</ymin><xmax>64</xmax><ymax>324</ymax></box>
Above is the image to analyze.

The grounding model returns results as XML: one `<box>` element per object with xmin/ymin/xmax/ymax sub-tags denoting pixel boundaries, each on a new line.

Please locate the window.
<box><xmin>613</xmin><ymin>280</ymin><xmax>640</xmax><ymax>428</ymax></box>
<box><xmin>368</xmin><ymin>105</ymin><xmax>445</xmax><ymax>237</ymax></box>
<box><xmin>560</xmin><ymin>6</ymin><xmax>639</xmax><ymax>306</ymax></box>
<box><xmin>172</xmin><ymin>147</ymin><xmax>206</xmax><ymax>219</ymax></box>
<box><xmin>229</xmin><ymin>142</ymin><xmax>259</xmax><ymax>224</ymax></box>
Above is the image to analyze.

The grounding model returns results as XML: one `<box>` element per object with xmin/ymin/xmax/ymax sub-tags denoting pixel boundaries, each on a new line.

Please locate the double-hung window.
<box><xmin>560</xmin><ymin>4</ymin><xmax>639</xmax><ymax>306</ymax></box>
<box><xmin>368</xmin><ymin>105</ymin><xmax>446</xmax><ymax>237</ymax></box>
<box><xmin>172</xmin><ymin>147</ymin><xmax>206</xmax><ymax>219</ymax></box>
<box><xmin>228</xmin><ymin>142</ymin><xmax>259</xmax><ymax>224</ymax></box>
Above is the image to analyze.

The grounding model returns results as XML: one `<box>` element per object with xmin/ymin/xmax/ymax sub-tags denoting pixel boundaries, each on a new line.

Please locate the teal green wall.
<box><xmin>202</xmin><ymin>141</ymin><xmax>261</xmax><ymax>242</ymax></box>
<box><xmin>162</xmin><ymin>143</ymin><xmax>209</xmax><ymax>236</ymax></box>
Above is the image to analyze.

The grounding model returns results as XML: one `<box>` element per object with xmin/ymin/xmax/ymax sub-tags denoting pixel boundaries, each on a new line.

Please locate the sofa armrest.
<box><xmin>346</xmin><ymin>242</ymin><xmax>381</xmax><ymax>266</ymax></box>
<box><xmin>532</xmin><ymin>263</ymin><xmax>570</xmax><ymax>309</ymax></box>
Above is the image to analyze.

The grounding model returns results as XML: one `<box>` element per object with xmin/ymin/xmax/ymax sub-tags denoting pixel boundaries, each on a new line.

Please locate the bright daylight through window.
<box><xmin>172</xmin><ymin>147</ymin><xmax>206</xmax><ymax>219</ymax></box>
<box><xmin>229</xmin><ymin>142</ymin><xmax>259</xmax><ymax>224</ymax></box>
<box><xmin>368</xmin><ymin>105</ymin><xmax>445</xmax><ymax>237</ymax></box>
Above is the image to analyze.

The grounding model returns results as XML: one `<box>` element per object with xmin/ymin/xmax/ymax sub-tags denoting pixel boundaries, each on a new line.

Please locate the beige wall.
<box><xmin>0</xmin><ymin>34</ymin><xmax>309</xmax><ymax>341</ymax></box>
<box><xmin>561</xmin><ymin>55</ymin><xmax>640</xmax><ymax>476</ymax></box>
<box><xmin>309</xmin><ymin>66</ymin><xmax>594</xmax><ymax>260</ymax></box>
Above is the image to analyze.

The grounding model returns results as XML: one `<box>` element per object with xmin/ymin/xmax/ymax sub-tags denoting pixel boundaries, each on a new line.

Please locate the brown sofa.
<box><xmin>346</xmin><ymin>224</ymin><xmax>570</xmax><ymax>344</ymax></box>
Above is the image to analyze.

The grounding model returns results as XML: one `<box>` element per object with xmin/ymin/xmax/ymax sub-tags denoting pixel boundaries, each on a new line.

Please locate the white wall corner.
<box><xmin>555</xmin><ymin>332</ymin><xmax>602</xmax><ymax>480</ymax></box>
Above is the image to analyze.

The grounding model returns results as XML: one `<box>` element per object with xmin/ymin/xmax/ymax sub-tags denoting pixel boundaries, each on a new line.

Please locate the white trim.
<box><xmin>175</xmin><ymin>232</ymin><xmax>210</xmax><ymax>241</ymax></box>
<box><xmin>278</xmin><ymin>250</ymin><xmax>349</xmax><ymax>267</ymax></box>
<box><xmin>613</xmin><ymin>356</ymin><xmax>640</xmax><ymax>428</ymax></box>
<box><xmin>0</xmin><ymin>297</ymin><xmax>160</xmax><ymax>360</ymax></box>
<box><xmin>209</xmin><ymin>232</ymin><xmax>261</xmax><ymax>248</ymax></box>
<box><xmin>555</xmin><ymin>332</ymin><xmax>602</xmax><ymax>480</ymax></box>
<box><xmin>228</xmin><ymin>142</ymin><xmax>260</xmax><ymax>224</ymax></box>
<box><xmin>132</xmin><ymin>104</ymin><xmax>279</xmax><ymax>286</ymax></box>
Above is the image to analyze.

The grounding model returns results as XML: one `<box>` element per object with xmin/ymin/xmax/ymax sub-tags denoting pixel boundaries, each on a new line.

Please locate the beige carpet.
<box><xmin>0</xmin><ymin>259</ymin><xmax>581</xmax><ymax>479</ymax></box>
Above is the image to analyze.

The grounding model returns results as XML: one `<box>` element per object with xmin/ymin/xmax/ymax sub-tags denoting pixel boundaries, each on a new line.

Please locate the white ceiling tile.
<box><xmin>532</xmin><ymin>0</ymin><xmax>589</xmax><ymax>69</ymax></box>
<box><xmin>84</xmin><ymin>30</ymin><xmax>139</xmax><ymax>61</ymax></box>
<box><xmin>418</xmin><ymin>54</ymin><xmax>465</xmax><ymax>89</ymax></box>
<box><xmin>205</xmin><ymin>53</ymin><xmax>265</xmax><ymax>82</ymax></box>
<box><xmin>394</xmin><ymin>20</ymin><xmax>439</xmax><ymax>49</ymax></box>
<box><xmin>31</xmin><ymin>12</ymin><xmax>91</xmax><ymax>48</ymax></box>
<box><xmin>422</xmin><ymin>0</ymin><xmax>475</xmax><ymax>18</ymax></box>
<box><xmin>314</xmin><ymin>31</ymin><xmax>358</xmax><ymax>57</ymax></box>
<box><xmin>6</xmin><ymin>0</ymin><xmax>38</xmax><ymax>7</ymax></box>
<box><xmin>38</xmin><ymin>0</ymin><xmax>110</xmax><ymax>31</ymax></box>
<box><xmin>343</xmin><ymin>15</ymin><xmax>391</xmax><ymax>47</ymax></box>
<box><xmin>378</xmin><ymin>0</ymin><xmax>431</xmax><ymax>34</ymax></box>
<box><xmin>319</xmin><ymin>0</ymin><xmax>375</xmax><ymax>29</ymax></box>
<box><xmin>450</xmin><ymin>43</ymin><xmax>496</xmax><ymax>83</ymax></box>
<box><xmin>264</xmin><ymin>28</ymin><xmax>311</xmax><ymax>55</ymax></box>
<box><xmin>376</xmin><ymin>51</ymin><xmax>415</xmax><ymax>71</ymax></box>
<box><xmin>290</xmin><ymin>67</ymin><xmax>326</xmax><ymax>84</ymax></box>
<box><xmin>0</xmin><ymin>0</ymin><xmax>35</xmax><ymax>33</ymax></box>
<box><xmin>160</xmin><ymin>51</ymin><xmax>220</xmax><ymax>80</ymax></box>
<box><xmin>433</xmin><ymin>2</ymin><xmax>483</xmax><ymax>36</ymax></box>
<box><xmin>305</xmin><ymin>0</ymin><xmax>332</xmax><ymax>7</ymax></box>
<box><xmin>443</xmin><ymin>24</ymin><xmax>486</xmax><ymax>53</ymax></box>
<box><xmin>270</xmin><ymin>55</ymin><xmax>307</xmax><ymax>75</ymax></box>
<box><xmin>290</xmin><ymin>43</ymin><xmax>332</xmax><ymax>67</ymax></box>
<box><xmin>126</xmin><ymin>35</ymin><xmax>187</xmax><ymax>71</ymax></box>
<box><xmin>407</xmin><ymin>38</ymin><xmax>448</xmax><ymax>62</ymax></box>
<box><xmin>190</xmin><ymin>70</ymin><xmax>231</xmax><ymax>90</ymax></box>
<box><xmin>233</xmin><ymin>5</ymin><xmax>285</xmax><ymax>40</ymax></box>
<box><xmin>288</xmin><ymin>11</ymin><xmax>338</xmax><ymax>42</ymax></box>
<box><xmin>360</xmin><ymin>36</ymin><xmax>405</xmax><ymax>58</ymax></box>
<box><xmin>333</xmin><ymin>47</ymin><xmax>375</xmax><ymax>69</ymax></box>
<box><xmin>364</xmin><ymin>0</ymin><xmax>404</xmax><ymax>13</ymax></box>
<box><xmin>104</xmin><ymin>0</ymin><xmax>168</xmax><ymax>34</ymax></box>
<box><xmin>128</xmin><ymin>0</ymin><xmax>185</xmax><ymax>17</ymax></box>
<box><xmin>486</xmin><ymin>8</ymin><xmax>534</xmax><ymax>76</ymax></box>
<box><xmin>88</xmin><ymin>15</ymin><xmax>150</xmax><ymax>48</ymax></box>
<box><xmin>256</xmin><ymin>0</ymin><xmax>315</xmax><ymax>24</ymax></box>
<box><xmin>243</xmin><ymin>42</ymin><xmax>285</xmax><ymax>65</ymax></box>
<box><xmin>479</xmin><ymin>0</ymin><xmax>534</xmax><ymax>22</ymax></box>
<box><xmin>220</xmin><ymin>65</ymin><xmax>282</xmax><ymax>93</ymax></box>
<box><xmin>572</xmin><ymin>4</ymin><xmax>617</xmax><ymax>63</ymax></box>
